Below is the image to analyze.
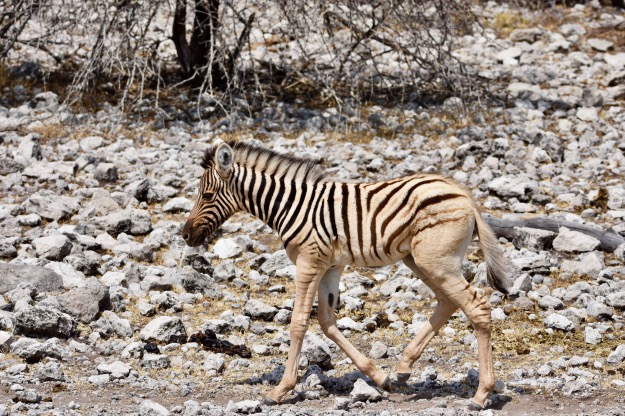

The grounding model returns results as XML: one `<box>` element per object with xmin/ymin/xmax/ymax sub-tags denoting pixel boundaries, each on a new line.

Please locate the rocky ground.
<box><xmin>2</xmin><ymin>2</ymin><xmax>625</xmax><ymax>415</ymax></box>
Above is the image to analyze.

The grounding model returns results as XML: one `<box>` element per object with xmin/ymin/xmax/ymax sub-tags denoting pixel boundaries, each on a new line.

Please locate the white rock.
<box><xmin>100</xmin><ymin>271</ymin><xmax>128</xmax><ymax>287</ymax></box>
<box><xmin>604</xmin><ymin>52</ymin><xmax>625</xmax><ymax>68</ymax></box>
<box><xmin>225</xmin><ymin>400</ymin><xmax>260</xmax><ymax>414</ymax></box>
<box><xmin>587</xmin><ymin>38</ymin><xmax>613</xmax><ymax>52</ymax></box>
<box><xmin>496</xmin><ymin>47</ymin><xmax>523</xmax><ymax>62</ymax></box>
<box><xmin>350</xmin><ymin>378</ymin><xmax>382</xmax><ymax>403</ymax></box>
<box><xmin>608</xmin><ymin>187</ymin><xmax>625</xmax><ymax>210</ymax></box>
<box><xmin>607</xmin><ymin>345</ymin><xmax>625</xmax><ymax>364</ymax></box>
<box><xmin>96</xmin><ymin>361</ymin><xmax>132</xmax><ymax>379</ymax></box>
<box><xmin>488</xmin><ymin>175</ymin><xmax>538</xmax><ymax>200</ymax></box>
<box><xmin>544</xmin><ymin>313</ymin><xmax>574</xmax><ymax>331</ymax></box>
<box><xmin>202</xmin><ymin>353</ymin><xmax>226</xmax><ymax>373</ymax></box>
<box><xmin>88</xmin><ymin>374</ymin><xmax>110</xmax><ymax>385</ymax></box>
<box><xmin>162</xmin><ymin>197</ymin><xmax>193</xmax><ymax>213</ymax></box>
<box><xmin>211</xmin><ymin>238</ymin><xmax>243</xmax><ymax>259</ymax></box>
<box><xmin>44</xmin><ymin>262</ymin><xmax>87</xmax><ymax>289</ymax></box>
<box><xmin>584</xmin><ymin>326</ymin><xmax>603</xmax><ymax>345</ymax></box>
<box><xmin>140</xmin><ymin>316</ymin><xmax>187</xmax><ymax>343</ymax></box>
<box><xmin>336</xmin><ymin>317</ymin><xmax>365</xmax><ymax>331</ymax></box>
<box><xmin>139</xmin><ymin>400</ymin><xmax>170</xmax><ymax>416</ymax></box>
<box><xmin>552</xmin><ymin>228</ymin><xmax>600</xmax><ymax>252</ymax></box>
<box><xmin>32</xmin><ymin>235</ymin><xmax>72</xmax><ymax>261</ymax></box>
<box><xmin>576</xmin><ymin>107</ymin><xmax>598</xmax><ymax>122</ymax></box>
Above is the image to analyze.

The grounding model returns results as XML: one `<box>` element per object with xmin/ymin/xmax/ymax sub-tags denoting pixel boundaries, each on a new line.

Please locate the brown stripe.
<box><xmin>383</xmin><ymin>193</ymin><xmax>465</xmax><ymax>255</ymax></box>
<box><xmin>365</xmin><ymin>177</ymin><xmax>408</xmax><ymax>211</ymax></box>
<box><xmin>341</xmin><ymin>183</ymin><xmax>353</xmax><ymax>261</ymax></box>
<box><xmin>354</xmin><ymin>184</ymin><xmax>364</xmax><ymax>259</ymax></box>
<box><xmin>379</xmin><ymin>179</ymin><xmax>444</xmax><ymax>237</ymax></box>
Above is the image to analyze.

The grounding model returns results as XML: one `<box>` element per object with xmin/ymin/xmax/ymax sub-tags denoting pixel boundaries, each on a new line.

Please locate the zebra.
<box><xmin>182</xmin><ymin>139</ymin><xmax>511</xmax><ymax>409</ymax></box>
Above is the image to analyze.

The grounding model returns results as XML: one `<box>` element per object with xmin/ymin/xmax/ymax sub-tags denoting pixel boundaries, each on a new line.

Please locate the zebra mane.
<box><xmin>202</xmin><ymin>140</ymin><xmax>327</xmax><ymax>183</ymax></box>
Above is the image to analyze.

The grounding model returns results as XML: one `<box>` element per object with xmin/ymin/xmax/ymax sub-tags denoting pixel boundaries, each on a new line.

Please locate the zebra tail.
<box><xmin>473</xmin><ymin>209</ymin><xmax>512</xmax><ymax>295</ymax></box>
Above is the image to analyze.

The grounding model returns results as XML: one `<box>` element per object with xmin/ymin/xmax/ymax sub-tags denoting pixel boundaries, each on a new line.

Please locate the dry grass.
<box><xmin>488</xmin><ymin>12</ymin><xmax>530</xmax><ymax>37</ymax></box>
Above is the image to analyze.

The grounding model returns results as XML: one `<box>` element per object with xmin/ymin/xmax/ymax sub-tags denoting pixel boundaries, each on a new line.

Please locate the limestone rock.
<box><xmin>140</xmin><ymin>316</ymin><xmax>187</xmax><ymax>343</ymax></box>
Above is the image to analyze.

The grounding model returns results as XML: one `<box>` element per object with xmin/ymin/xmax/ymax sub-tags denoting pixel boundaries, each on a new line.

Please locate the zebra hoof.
<box><xmin>395</xmin><ymin>373</ymin><xmax>411</xmax><ymax>384</ymax></box>
<box><xmin>467</xmin><ymin>399</ymin><xmax>484</xmax><ymax>411</ymax></box>
<box><xmin>381</xmin><ymin>376</ymin><xmax>392</xmax><ymax>392</ymax></box>
<box><xmin>263</xmin><ymin>396</ymin><xmax>279</xmax><ymax>406</ymax></box>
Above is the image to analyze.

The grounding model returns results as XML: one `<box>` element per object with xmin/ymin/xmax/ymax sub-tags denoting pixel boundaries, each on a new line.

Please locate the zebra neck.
<box><xmin>232</xmin><ymin>165</ymin><xmax>322</xmax><ymax>239</ymax></box>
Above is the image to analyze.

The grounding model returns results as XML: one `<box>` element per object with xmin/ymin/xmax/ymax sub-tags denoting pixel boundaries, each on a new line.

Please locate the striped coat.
<box><xmin>182</xmin><ymin>139</ymin><xmax>510</xmax><ymax>409</ymax></box>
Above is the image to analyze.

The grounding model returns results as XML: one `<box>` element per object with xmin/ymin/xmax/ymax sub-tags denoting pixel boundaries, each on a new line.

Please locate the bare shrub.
<box><xmin>0</xmin><ymin>0</ymin><xmax>482</xmax><ymax>109</ymax></box>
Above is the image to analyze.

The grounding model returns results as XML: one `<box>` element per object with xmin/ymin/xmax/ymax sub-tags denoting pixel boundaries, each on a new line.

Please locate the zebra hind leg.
<box><xmin>396</xmin><ymin>257</ymin><xmax>458</xmax><ymax>382</ymax></box>
<box><xmin>317</xmin><ymin>266</ymin><xmax>391</xmax><ymax>391</ymax></box>
<box><xmin>409</xmin><ymin>218</ymin><xmax>496</xmax><ymax>409</ymax></box>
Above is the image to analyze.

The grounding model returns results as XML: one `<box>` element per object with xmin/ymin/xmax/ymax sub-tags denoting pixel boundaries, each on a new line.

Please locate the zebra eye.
<box><xmin>202</xmin><ymin>191</ymin><xmax>215</xmax><ymax>201</ymax></box>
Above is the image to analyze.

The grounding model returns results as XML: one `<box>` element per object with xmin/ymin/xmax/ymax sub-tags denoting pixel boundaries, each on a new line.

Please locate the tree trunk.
<box><xmin>484</xmin><ymin>215</ymin><xmax>625</xmax><ymax>252</ymax></box>
<box><xmin>172</xmin><ymin>0</ymin><xmax>225</xmax><ymax>87</ymax></box>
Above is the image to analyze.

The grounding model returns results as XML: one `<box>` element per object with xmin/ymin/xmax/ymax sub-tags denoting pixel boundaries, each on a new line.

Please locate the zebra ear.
<box><xmin>215</xmin><ymin>143</ymin><xmax>233</xmax><ymax>174</ymax></box>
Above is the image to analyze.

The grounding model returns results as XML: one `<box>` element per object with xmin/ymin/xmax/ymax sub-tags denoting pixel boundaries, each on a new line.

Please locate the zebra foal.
<box><xmin>182</xmin><ymin>139</ymin><xmax>511</xmax><ymax>409</ymax></box>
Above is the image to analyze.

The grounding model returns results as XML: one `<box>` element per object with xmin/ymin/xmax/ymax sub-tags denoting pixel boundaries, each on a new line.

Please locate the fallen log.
<box><xmin>483</xmin><ymin>215</ymin><xmax>625</xmax><ymax>252</ymax></box>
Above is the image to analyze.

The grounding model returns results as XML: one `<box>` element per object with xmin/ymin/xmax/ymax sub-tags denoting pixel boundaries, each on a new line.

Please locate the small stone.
<box><xmin>334</xmin><ymin>397</ymin><xmax>351</xmax><ymax>410</ymax></box>
<box><xmin>15</xmin><ymin>305</ymin><xmax>76</xmax><ymax>338</ymax></box>
<box><xmin>537</xmin><ymin>365</ymin><xmax>552</xmax><ymax>376</ymax></box>
<box><xmin>162</xmin><ymin>198</ymin><xmax>193</xmax><ymax>213</ymax></box>
<box><xmin>94</xmin><ymin>163</ymin><xmax>118</xmax><ymax>182</ymax></box>
<box><xmin>538</xmin><ymin>295</ymin><xmax>564</xmax><ymax>310</ymax></box>
<box><xmin>512</xmin><ymin>227</ymin><xmax>556</xmax><ymax>252</ymax></box>
<box><xmin>142</xmin><ymin>353</ymin><xmax>170</xmax><ymax>369</ymax></box>
<box><xmin>91</xmin><ymin>310</ymin><xmax>133</xmax><ymax>338</ymax></box>
<box><xmin>585</xmin><ymin>326</ymin><xmax>603</xmax><ymax>345</ymax></box>
<box><xmin>509</xmin><ymin>27</ymin><xmax>542</xmax><ymax>43</ymax></box>
<box><xmin>576</xmin><ymin>107</ymin><xmax>599</xmax><ymax>122</ymax></box>
<box><xmin>544</xmin><ymin>313</ymin><xmax>574</xmax><ymax>331</ymax></box>
<box><xmin>606</xmin><ymin>292</ymin><xmax>625</xmax><ymax>309</ymax></box>
<box><xmin>561</xmin><ymin>256</ymin><xmax>603</xmax><ymax>278</ymax></box>
<box><xmin>180</xmin><ymin>270</ymin><xmax>222</xmax><ymax>299</ymax></box>
<box><xmin>112</xmin><ymin>242</ymin><xmax>153</xmax><ymax>262</ymax></box>
<box><xmin>202</xmin><ymin>353</ymin><xmax>226</xmax><ymax>373</ymax></box>
<box><xmin>552</xmin><ymin>228</ymin><xmax>601</xmax><ymax>253</ymax></box>
<box><xmin>140</xmin><ymin>316</ymin><xmax>187</xmax><ymax>343</ymax></box>
<box><xmin>97</xmin><ymin>361</ymin><xmax>132</xmax><ymax>379</ymax></box>
<box><xmin>350</xmin><ymin>378</ymin><xmax>382</xmax><ymax>403</ymax></box>
<box><xmin>34</xmin><ymin>361</ymin><xmax>65</xmax><ymax>381</ymax></box>
<box><xmin>244</xmin><ymin>299</ymin><xmax>278</xmax><ymax>321</ymax></box>
<box><xmin>225</xmin><ymin>400</ymin><xmax>260</xmax><ymax>414</ymax></box>
<box><xmin>15</xmin><ymin>389</ymin><xmax>41</xmax><ymax>404</ymax></box>
<box><xmin>496</xmin><ymin>46</ymin><xmax>522</xmax><ymax>62</ymax></box>
<box><xmin>139</xmin><ymin>400</ymin><xmax>170</xmax><ymax>416</ymax></box>
<box><xmin>491</xmin><ymin>307</ymin><xmax>508</xmax><ymax>320</ymax></box>
<box><xmin>32</xmin><ymin>235</ymin><xmax>72</xmax><ymax>261</ymax></box>
<box><xmin>88</xmin><ymin>374</ymin><xmax>111</xmax><ymax>385</ymax></box>
<box><xmin>607</xmin><ymin>345</ymin><xmax>625</xmax><ymax>364</ymax></box>
<box><xmin>58</xmin><ymin>278</ymin><xmax>110</xmax><ymax>323</ymax></box>
<box><xmin>586</xmin><ymin>302</ymin><xmax>613</xmax><ymax>320</ymax></box>
<box><xmin>588</xmin><ymin>38</ymin><xmax>613</xmax><ymax>52</ymax></box>
<box><xmin>22</xmin><ymin>190</ymin><xmax>80</xmax><ymax>221</ymax></box>
<box><xmin>211</xmin><ymin>238</ymin><xmax>243</xmax><ymax>259</ymax></box>
<box><xmin>488</xmin><ymin>175</ymin><xmax>538</xmax><ymax>201</ymax></box>
<box><xmin>369</xmin><ymin>341</ymin><xmax>388</xmax><ymax>359</ymax></box>
<box><xmin>302</xmin><ymin>332</ymin><xmax>333</xmax><ymax>370</ymax></box>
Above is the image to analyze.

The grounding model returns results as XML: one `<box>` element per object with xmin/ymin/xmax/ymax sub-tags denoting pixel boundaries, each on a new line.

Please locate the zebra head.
<box><xmin>182</xmin><ymin>141</ymin><xmax>236</xmax><ymax>247</ymax></box>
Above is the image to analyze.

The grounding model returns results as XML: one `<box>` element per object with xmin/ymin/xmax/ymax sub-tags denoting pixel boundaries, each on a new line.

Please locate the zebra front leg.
<box><xmin>396</xmin><ymin>257</ymin><xmax>458</xmax><ymax>382</ymax></box>
<box><xmin>317</xmin><ymin>266</ymin><xmax>391</xmax><ymax>390</ymax></box>
<box><xmin>265</xmin><ymin>259</ymin><xmax>325</xmax><ymax>404</ymax></box>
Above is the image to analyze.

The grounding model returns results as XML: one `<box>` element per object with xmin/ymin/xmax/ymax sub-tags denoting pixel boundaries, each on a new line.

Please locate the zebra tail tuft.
<box><xmin>474</xmin><ymin>210</ymin><xmax>512</xmax><ymax>295</ymax></box>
